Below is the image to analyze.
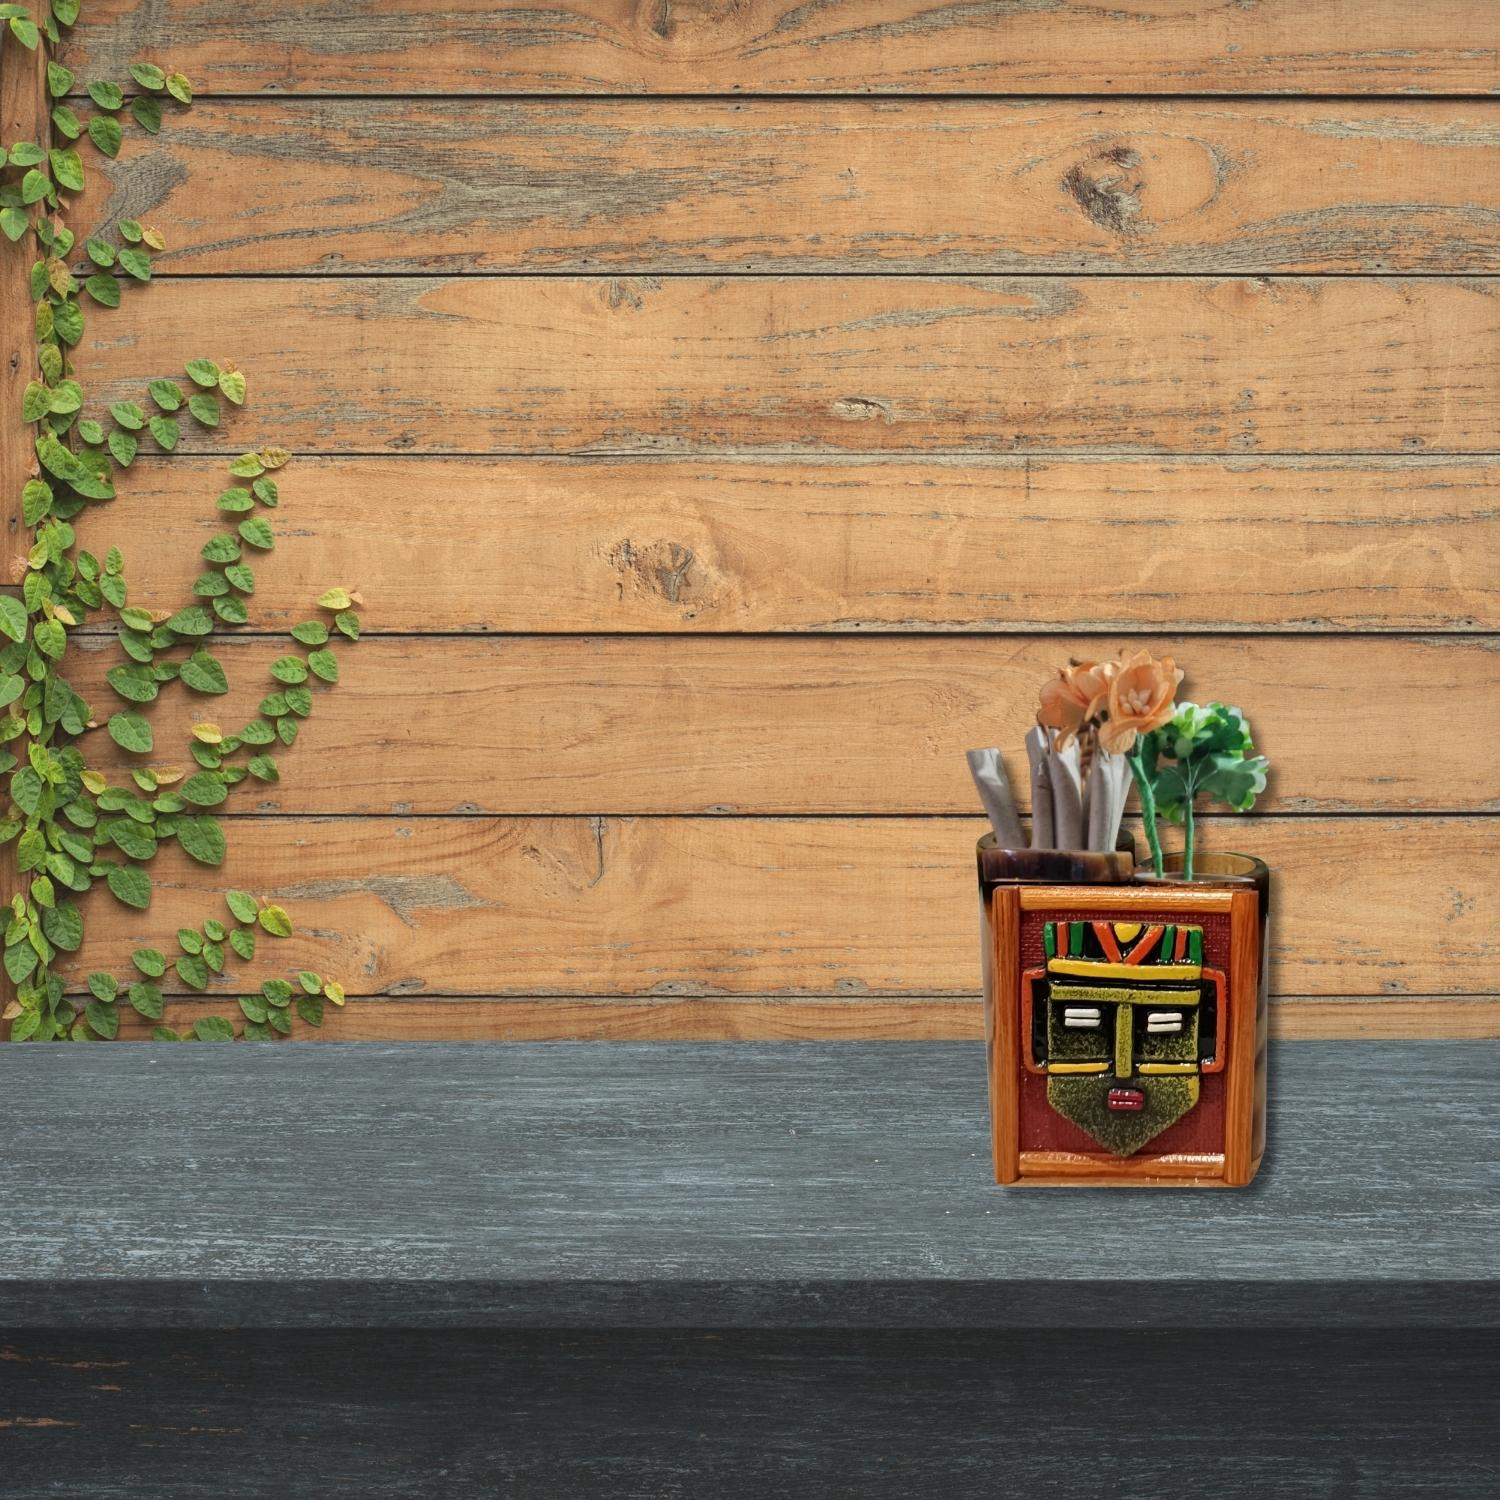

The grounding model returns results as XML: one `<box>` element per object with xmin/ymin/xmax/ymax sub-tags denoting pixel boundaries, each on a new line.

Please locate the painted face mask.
<box><xmin>1028</xmin><ymin>920</ymin><xmax>1227</xmax><ymax>1156</ymax></box>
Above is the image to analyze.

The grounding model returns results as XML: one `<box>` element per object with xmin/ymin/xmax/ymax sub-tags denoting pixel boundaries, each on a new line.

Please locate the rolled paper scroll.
<box><xmin>1046</xmin><ymin>735</ymin><xmax>1085</xmax><ymax>851</ymax></box>
<box><xmin>1025</xmin><ymin>727</ymin><xmax>1055</xmax><ymax>849</ymax></box>
<box><xmin>966</xmin><ymin>748</ymin><xmax>1026</xmax><ymax>850</ymax></box>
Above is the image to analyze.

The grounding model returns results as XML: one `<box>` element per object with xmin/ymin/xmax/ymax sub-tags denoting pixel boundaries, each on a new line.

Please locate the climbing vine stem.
<box><xmin>2</xmin><ymin>2</ymin><xmax>361</xmax><ymax>1040</ymax></box>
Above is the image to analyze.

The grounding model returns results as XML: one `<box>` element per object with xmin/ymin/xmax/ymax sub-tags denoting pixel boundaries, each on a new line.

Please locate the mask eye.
<box><xmin>1062</xmin><ymin>1006</ymin><xmax>1101</xmax><ymax>1029</ymax></box>
<box><xmin>1146</xmin><ymin>1011</ymin><xmax>1182</xmax><ymax>1033</ymax></box>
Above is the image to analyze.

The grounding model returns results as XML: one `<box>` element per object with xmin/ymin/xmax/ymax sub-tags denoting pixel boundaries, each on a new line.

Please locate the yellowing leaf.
<box><xmin>317</xmin><ymin>588</ymin><xmax>352</xmax><ymax>611</ymax></box>
<box><xmin>323</xmin><ymin>980</ymin><xmax>345</xmax><ymax>1007</ymax></box>
<box><xmin>152</xmin><ymin>765</ymin><xmax>184</xmax><ymax>784</ymax></box>
<box><xmin>52</xmin><ymin>604</ymin><xmax>76</xmax><ymax>625</ymax></box>
<box><xmin>191</xmin><ymin>722</ymin><xmax>223</xmax><ymax>744</ymax></box>
<box><xmin>80</xmin><ymin>770</ymin><xmax>108</xmax><ymax>795</ymax></box>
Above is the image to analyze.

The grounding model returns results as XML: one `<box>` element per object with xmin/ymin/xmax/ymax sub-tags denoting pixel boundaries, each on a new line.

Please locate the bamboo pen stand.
<box><xmin>978</xmin><ymin>834</ymin><xmax>1270</xmax><ymax>1188</ymax></box>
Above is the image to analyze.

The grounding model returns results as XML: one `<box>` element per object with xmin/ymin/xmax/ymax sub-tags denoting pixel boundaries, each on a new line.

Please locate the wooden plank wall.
<box><xmin>15</xmin><ymin>2</ymin><xmax>1500</xmax><ymax>1038</ymax></box>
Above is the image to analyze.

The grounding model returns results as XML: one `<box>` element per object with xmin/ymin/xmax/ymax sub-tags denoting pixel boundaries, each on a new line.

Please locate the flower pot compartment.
<box><xmin>978</xmin><ymin>839</ymin><xmax>1268</xmax><ymax>1188</ymax></box>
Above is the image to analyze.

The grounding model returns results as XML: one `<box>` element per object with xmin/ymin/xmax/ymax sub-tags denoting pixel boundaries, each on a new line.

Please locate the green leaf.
<box><xmin>22</xmin><ymin>380</ymin><xmax>50</xmax><ymax>422</ymax></box>
<box><xmin>88</xmin><ymin>80</ymin><xmax>125</xmax><ymax>110</ymax></box>
<box><xmin>201</xmin><ymin>533</ymin><xmax>241</xmax><ymax>565</ymax></box>
<box><xmin>228</xmin><ymin>452</ymin><xmax>264</xmax><ymax>478</ymax></box>
<box><xmin>215</xmin><ymin>487</ymin><xmax>253</xmax><ymax>514</ymax></box>
<box><xmin>110</xmin><ymin>400</ymin><xmax>145</xmax><ymax>430</ymax></box>
<box><xmin>247</xmin><ymin>754</ymin><xmax>278</xmax><ymax>782</ymax></box>
<box><xmin>41</xmin><ymin>902</ymin><xmax>83</xmax><ymax>952</ymax></box>
<box><xmin>107</xmin><ymin>711</ymin><xmax>153</xmax><ymax>753</ymax></box>
<box><xmin>214</xmin><ymin>596</ymin><xmax>249</xmax><ymax>625</ymax></box>
<box><xmin>52</xmin><ymin>105</ymin><xmax>82</xmax><ymax>139</ymax></box>
<box><xmin>8</xmin><ymin>16</ymin><xmax>39</xmax><ymax>49</ymax></box>
<box><xmin>270</xmin><ymin>656</ymin><xmax>307</xmax><ymax>685</ymax></box>
<box><xmin>118</xmin><ymin>247</ymin><xmax>151</xmax><ymax>282</ymax></box>
<box><xmin>106</xmin><ymin>818</ymin><xmax>157</xmax><ymax>860</ymax></box>
<box><xmin>296</xmin><ymin>994</ymin><xmax>325</xmax><ymax>1028</ymax></box>
<box><xmin>238</xmin><ymin>993</ymin><xmax>269</xmax><ymax>1023</ymax></box>
<box><xmin>49</xmin><ymin>147</ymin><xmax>85</xmax><ymax>190</ymax></box>
<box><xmin>225</xmin><ymin>563</ymin><xmax>255</xmax><ymax>593</ymax></box>
<box><xmin>238</xmin><ymin>517</ymin><xmax>273</xmax><ymax>550</ymax></box>
<box><xmin>89</xmin><ymin>972</ymin><xmax>118</xmax><ymax>1002</ymax></box>
<box><xmin>53</xmin><ymin>298</ymin><xmax>84</xmax><ymax>345</ymax></box>
<box><xmin>283</xmin><ymin>685</ymin><xmax>313</xmax><ymax>717</ymax></box>
<box><xmin>193</xmin><ymin>1015</ymin><xmax>235</xmax><ymax>1042</ymax></box>
<box><xmin>106</xmin><ymin>663</ymin><xmax>158</xmax><ymax>702</ymax></box>
<box><xmin>131</xmin><ymin>95</ymin><xmax>163</xmax><ymax>133</ymax></box>
<box><xmin>180</xmin><ymin>650</ymin><xmax>228</xmax><ymax>694</ymax></box>
<box><xmin>0</xmin><ymin>596</ymin><xmax>26</xmax><ymax>643</ymax></box>
<box><xmin>129</xmin><ymin>981</ymin><xmax>163</xmax><ymax>1019</ymax></box>
<box><xmin>4</xmin><ymin>941</ymin><xmax>38</xmax><ymax>984</ymax></box>
<box><xmin>148</xmin><ymin>378</ymin><xmax>182</xmax><ymax>411</ymax></box>
<box><xmin>47</xmin><ymin>378</ymin><xmax>84</xmax><ymax>414</ymax></box>
<box><xmin>101</xmin><ymin>574</ymin><xmax>127</xmax><ymax>608</ymax></box>
<box><xmin>0</xmin><ymin>207</ymin><xmax>29</xmax><ymax>242</ymax></box>
<box><xmin>180</xmin><ymin>772</ymin><xmax>227</xmax><ymax>808</ymax></box>
<box><xmin>187</xmin><ymin>392</ymin><xmax>219</xmax><ymax>427</ymax></box>
<box><xmin>85</xmin><ymin>238</ymin><xmax>115</xmax><ymax>268</ymax></box>
<box><xmin>85</xmin><ymin>998</ymin><xmax>119</xmax><ymax>1039</ymax></box>
<box><xmin>290</xmin><ymin>621</ymin><xmax>327</xmax><ymax>646</ymax></box>
<box><xmin>20</xmin><ymin>167</ymin><xmax>48</xmax><ymax>205</ymax></box>
<box><xmin>258</xmin><ymin>905</ymin><xmax>293</xmax><ymax>938</ymax></box>
<box><xmin>185</xmin><ymin>358</ymin><xmax>220</xmax><ymax>388</ymax></box>
<box><xmin>46</xmin><ymin>60</ymin><xmax>74</xmax><ymax>96</ymax></box>
<box><xmin>130</xmin><ymin>62</ymin><xmax>168</xmax><ymax>90</ymax></box>
<box><xmin>307</xmin><ymin>649</ymin><xmax>338</xmax><ymax>683</ymax></box>
<box><xmin>106</xmin><ymin>863</ymin><xmax>151</xmax><ymax>908</ymax></box>
<box><xmin>132</xmin><ymin>947</ymin><xmax>166</xmax><ymax>977</ymax></box>
<box><xmin>108</xmin><ymin>429</ymin><xmax>138</xmax><ymax>467</ymax></box>
<box><xmin>54</xmin><ymin>0</ymin><xmax>81</xmax><ymax>24</ymax></box>
<box><xmin>148</xmin><ymin>415</ymin><xmax>178</xmax><ymax>450</ymax></box>
<box><xmin>252</xmin><ymin>477</ymin><xmax>278</xmax><ymax>506</ymax></box>
<box><xmin>177</xmin><ymin>815</ymin><xmax>225</xmax><ymax>866</ymax></box>
<box><xmin>165</xmin><ymin>605</ymin><xmax>213</xmax><ymax>636</ymax></box>
<box><xmin>226</xmin><ymin>890</ymin><xmax>259</xmax><ymax>923</ymax></box>
<box><xmin>88</xmin><ymin>115</ymin><xmax>123</xmax><ymax>158</ymax></box>
<box><xmin>218</xmin><ymin>369</ymin><xmax>246</xmax><ymax>405</ymax></box>
<box><xmin>175</xmin><ymin>954</ymin><xmax>209</xmax><ymax>990</ymax></box>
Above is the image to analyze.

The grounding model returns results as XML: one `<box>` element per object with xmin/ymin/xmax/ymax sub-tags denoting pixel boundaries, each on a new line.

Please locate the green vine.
<box><xmin>1</xmin><ymin>3</ymin><xmax>361</xmax><ymax>1041</ymax></box>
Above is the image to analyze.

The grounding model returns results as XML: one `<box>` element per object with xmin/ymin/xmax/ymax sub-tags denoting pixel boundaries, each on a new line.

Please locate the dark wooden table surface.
<box><xmin>4</xmin><ymin>1040</ymin><xmax>1495</xmax><ymax>1328</ymax></box>
<box><xmin>3</xmin><ymin>1041</ymin><xmax>1496</xmax><ymax>1497</ymax></box>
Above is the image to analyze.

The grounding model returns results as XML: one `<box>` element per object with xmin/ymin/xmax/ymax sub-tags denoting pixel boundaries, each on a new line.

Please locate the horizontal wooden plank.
<box><xmin>123</xmin><ymin>995</ymin><xmax>1500</xmax><ymax>1042</ymax></box>
<box><xmin>61</xmin><ymin>0</ymin><xmax>1500</xmax><ymax>95</ymax></box>
<box><xmin>79</xmin><ymin>99</ymin><xmax>1500</xmax><ymax>275</ymax></box>
<box><xmin>59</xmin><ymin>815</ymin><xmax>1500</xmax><ymax>998</ymax></box>
<box><xmin>53</xmin><ymin>456</ymin><xmax>1500</xmax><ymax>633</ymax></box>
<box><xmin>69</xmin><ymin>634</ymin><xmax>1500</xmax><ymax>814</ymax></box>
<box><xmin>76</xmin><ymin>277</ymin><xmax>1500</xmax><ymax>457</ymax></box>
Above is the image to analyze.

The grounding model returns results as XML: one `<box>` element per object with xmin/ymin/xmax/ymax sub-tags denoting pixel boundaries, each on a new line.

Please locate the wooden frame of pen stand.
<box><xmin>977</xmin><ymin>835</ymin><xmax>1269</xmax><ymax>1188</ymax></box>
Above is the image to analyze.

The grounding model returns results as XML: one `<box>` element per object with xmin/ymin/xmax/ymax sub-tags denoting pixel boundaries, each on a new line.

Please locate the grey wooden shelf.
<box><xmin>5</xmin><ymin>1040</ymin><xmax>1497</xmax><ymax>1498</ymax></box>
<box><xmin>4</xmin><ymin>1039</ymin><xmax>1496</xmax><ymax>1329</ymax></box>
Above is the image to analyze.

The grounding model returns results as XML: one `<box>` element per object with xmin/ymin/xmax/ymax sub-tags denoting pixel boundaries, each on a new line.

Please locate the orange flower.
<box><xmin>1097</xmin><ymin>649</ymin><xmax>1184</xmax><ymax>755</ymax></box>
<box><xmin>1037</xmin><ymin>658</ymin><xmax>1116</xmax><ymax>750</ymax></box>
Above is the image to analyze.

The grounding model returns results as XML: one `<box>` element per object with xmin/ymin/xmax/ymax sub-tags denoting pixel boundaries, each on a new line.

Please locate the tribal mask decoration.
<box><xmin>1023</xmin><ymin>919</ymin><xmax>1226</xmax><ymax>1156</ymax></box>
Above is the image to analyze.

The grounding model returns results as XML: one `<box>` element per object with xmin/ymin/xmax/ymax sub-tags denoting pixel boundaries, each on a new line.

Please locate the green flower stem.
<box><xmin>1125</xmin><ymin>747</ymin><xmax>1164</xmax><ymax>877</ymax></box>
<box><xmin>1183</xmin><ymin>799</ymin><xmax>1196</xmax><ymax>882</ymax></box>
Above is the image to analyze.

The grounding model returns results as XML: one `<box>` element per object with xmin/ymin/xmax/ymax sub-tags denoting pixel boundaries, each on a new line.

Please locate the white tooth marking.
<box><xmin>1063</xmin><ymin>1006</ymin><xmax>1101</xmax><ymax>1029</ymax></box>
<box><xmin>1147</xmin><ymin>1012</ymin><xmax>1183</xmax><ymax>1032</ymax></box>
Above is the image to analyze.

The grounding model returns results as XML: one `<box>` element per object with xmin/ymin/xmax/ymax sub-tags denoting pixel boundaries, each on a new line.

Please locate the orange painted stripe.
<box><xmin>1175</xmin><ymin>926</ymin><xmax>1189</xmax><ymax>961</ymax></box>
<box><xmin>1092</xmin><ymin>921</ymin><xmax>1123</xmax><ymax>963</ymax></box>
<box><xmin>1124</xmin><ymin>925</ymin><xmax>1166</xmax><ymax>965</ymax></box>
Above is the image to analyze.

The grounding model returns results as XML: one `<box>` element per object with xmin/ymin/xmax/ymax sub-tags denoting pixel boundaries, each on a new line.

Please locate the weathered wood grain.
<box><xmin>5</xmin><ymin>1042</ymin><xmax>1498</xmax><ymax>1318</ymax></box>
<box><xmin>10</xmin><ymin>1329</ymin><xmax>1496</xmax><ymax>1499</ymax></box>
<box><xmin>75</xmin><ymin>276</ymin><xmax>1500</xmax><ymax>456</ymax></box>
<box><xmin>129</xmin><ymin>994</ymin><xmax>1500</xmax><ymax>1042</ymax></box>
<box><xmin>60</xmin><ymin>0</ymin><xmax>1500</xmax><ymax>95</ymax></box>
<box><xmin>78</xmin><ymin>99</ymin><xmax>1500</xmax><ymax>275</ymax></box>
<box><xmin>68</xmin><ymin>634</ymin><xmax>1500</xmax><ymax>814</ymax></box>
<box><xmin>45</xmin><ymin>456</ymin><xmax>1500</xmax><ymax>634</ymax></box>
<box><xmin>58</xmin><ymin>815</ymin><xmax>1500</xmax><ymax>997</ymax></box>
